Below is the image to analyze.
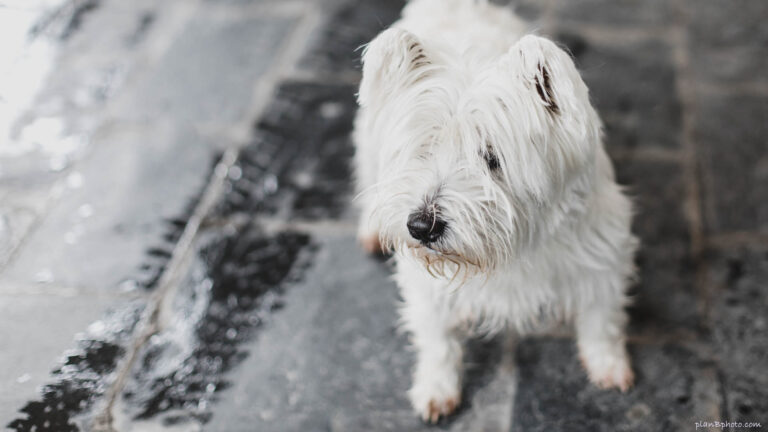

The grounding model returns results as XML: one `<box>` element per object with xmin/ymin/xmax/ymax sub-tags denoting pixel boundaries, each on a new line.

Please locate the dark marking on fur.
<box><xmin>409</xmin><ymin>43</ymin><xmax>429</xmax><ymax>69</ymax></box>
<box><xmin>534</xmin><ymin>65</ymin><xmax>559</xmax><ymax>115</ymax></box>
<box><xmin>484</xmin><ymin>150</ymin><xmax>500</xmax><ymax>171</ymax></box>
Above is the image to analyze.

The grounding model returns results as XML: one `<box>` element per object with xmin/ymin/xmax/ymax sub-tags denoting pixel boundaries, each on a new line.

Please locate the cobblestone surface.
<box><xmin>1</xmin><ymin>0</ymin><xmax>767</xmax><ymax>431</ymax></box>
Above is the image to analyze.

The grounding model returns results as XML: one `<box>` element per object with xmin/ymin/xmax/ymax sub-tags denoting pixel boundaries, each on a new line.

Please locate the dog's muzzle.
<box><xmin>407</xmin><ymin>210</ymin><xmax>447</xmax><ymax>244</ymax></box>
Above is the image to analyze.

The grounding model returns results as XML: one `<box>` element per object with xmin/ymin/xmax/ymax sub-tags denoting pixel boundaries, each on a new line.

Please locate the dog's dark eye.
<box><xmin>484</xmin><ymin>151</ymin><xmax>500</xmax><ymax>171</ymax></box>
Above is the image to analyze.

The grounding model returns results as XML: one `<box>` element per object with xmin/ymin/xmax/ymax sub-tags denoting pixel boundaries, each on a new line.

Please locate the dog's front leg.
<box><xmin>399</xmin><ymin>279</ymin><xmax>463</xmax><ymax>423</ymax></box>
<box><xmin>575</xmin><ymin>290</ymin><xmax>634</xmax><ymax>392</ymax></box>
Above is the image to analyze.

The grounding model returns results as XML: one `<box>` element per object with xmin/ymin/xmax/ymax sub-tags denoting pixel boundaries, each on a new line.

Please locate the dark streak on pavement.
<box><xmin>216</xmin><ymin>82</ymin><xmax>358</xmax><ymax>221</ymax></box>
<box><xmin>122</xmin><ymin>226</ymin><xmax>314</xmax><ymax>423</ymax></box>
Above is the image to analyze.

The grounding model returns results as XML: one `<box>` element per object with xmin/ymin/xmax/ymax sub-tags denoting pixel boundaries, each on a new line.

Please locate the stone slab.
<box><xmin>298</xmin><ymin>0</ymin><xmax>404</xmax><ymax>77</ymax></box>
<box><xmin>552</xmin><ymin>0</ymin><xmax>678</xmax><ymax>27</ymax></box>
<box><xmin>686</xmin><ymin>0</ymin><xmax>768</xmax><ymax>84</ymax></box>
<box><xmin>0</xmin><ymin>123</ymin><xmax>214</xmax><ymax>293</ymax></box>
<box><xmin>616</xmin><ymin>159</ymin><xmax>690</xmax><ymax>247</ymax></box>
<box><xmin>118</xmin><ymin>13</ymin><xmax>297</xmax><ymax>124</ymax></box>
<box><xmin>706</xmin><ymin>245</ymin><xmax>768</xmax><ymax>426</ymax></box>
<box><xmin>511</xmin><ymin>339</ymin><xmax>720</xmax><ymax>432</ymax></box>
<box><xmin>695</xmin><ymin>94</ymin><xmax>768</xmax><ymax>234</ymax></box>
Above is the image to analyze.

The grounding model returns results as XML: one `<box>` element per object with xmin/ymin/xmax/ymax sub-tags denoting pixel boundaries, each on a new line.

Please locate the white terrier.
<box><xmin>353</xmin><ymin>0</ymin><xmax>637</xmax><ymax>423</ymax></box>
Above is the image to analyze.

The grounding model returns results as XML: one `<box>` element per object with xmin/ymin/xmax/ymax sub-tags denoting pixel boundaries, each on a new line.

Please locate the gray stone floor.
<box><xmin>1</xmin><ymin>0</ymin><xmax>766</xmax><ymax>431</ymax></box>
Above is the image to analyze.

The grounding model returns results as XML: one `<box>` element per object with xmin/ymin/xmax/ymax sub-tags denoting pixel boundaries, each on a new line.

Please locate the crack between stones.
<box><xmin>91</xmin><ymin>148</ymin><xmax>237</xmax><ymax>432</ymax></box>
<box><xmin>706</xmin><ymin>231</ymin><xmax>768</xmax><ymax>249</ymax></box>
<box><xmin>670</xmin><ymin>0</ymin><xmax>726</xmax><ymax>425</ymax></box>
<box><xmin>669</xmin><ymin>2</ymin><xmax>708</xmax><ymax>318</ymax></box>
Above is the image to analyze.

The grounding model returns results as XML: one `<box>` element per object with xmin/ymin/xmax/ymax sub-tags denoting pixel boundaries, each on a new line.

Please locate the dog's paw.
<box><xmin>409</xmin><ymin>378</ymin><xmax>461</xmax><ymax>423</ymax></box>
<box><xmin>358</xmin><ymin>233</ymin><xmax>384</xmax><ymax>255</ymax></box>
<box><xmin>581</xmin><ymin>351</ymin><xmax>634</xmax><ymax>392</ymax></box>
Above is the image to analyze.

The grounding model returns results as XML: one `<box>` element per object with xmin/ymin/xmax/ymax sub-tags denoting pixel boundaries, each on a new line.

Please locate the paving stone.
<box><xmin>628</xmin><ymin>242</ymin><xmax>700</xmax><ymax>338</ymax></box>
<box><xmin>203</xmin><ymin>234</ymin><xmax>515</xmax><ymax>431</ymax></box>
<box><xmin>0</xmin><ymin>124</ymin><xmax>215</xmax><ymax>293</ymax></box>
<box><xmin>612</xmin><ymin>159</ymin><xmax>700</xmax><ymax>335</ymax></box>
<box><xmin>217</xmin><ymin>82</ymin><xmax>359</xmax><ymax>221</ymax></box>
<box><xmin>119</xmin><ymin>13</ymin><xmax>297</xmax><ymax>124</ymax></box>
<box><xmin>299</xmin><ymin>0</ymin><xmax>404</xmax><ymax>77</ymax></box>
<box><xmin>615</xmin><ymin>159</ymin><xmax>697</xmax><ymax>334</ymax></box>
<box><xmin>452</xmin><ymin>337</ymin><xmax>516</xmax><ymax>432</ymax></box>
<box><xmin>552</xmin><ymin>0</ymin><xmax>677</xmax><ymax>26</ymax></box>
<box><xmin>616</xmin><ymin>159</ymin><xmax>690</xmax><ymax>246</ymax></box>
<box><xmin>688</xmin><ymin>44</ymin><xmax>768</xmax><ymax>87</ymax></box>
<box><xmin>706</xmin><ymin>245</ymin><xmax>768</xmax><ymax>426</ymax></box>
<box><xmin>559</xmin><ymin>34</ymin><xmax>682</xmax><ymax>152</ymax></box>
<box><xmin>511</xmin><ymin>339</ymin><xmax>719</xmax><ymax>432</ymax></box>
<box><xmin>685</xmin><ymin>0</ymin><xmax>768</xmax><ymax>48</ymax></box>
<box><xmin>686</xmin><ymin>0</ymin><xmax>768</xmax><ymax>84</ymax></box>
<box><xmin>695</xmin><ymin>93</ymin><xmax>768</xmax><ymax>234</ymax></box>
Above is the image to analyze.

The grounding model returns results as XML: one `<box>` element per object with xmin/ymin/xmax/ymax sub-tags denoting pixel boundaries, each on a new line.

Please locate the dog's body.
<box><xmin>354</xmin><ymin>0</ymin><xmax>637</xmax><ymax>422</ymax></box>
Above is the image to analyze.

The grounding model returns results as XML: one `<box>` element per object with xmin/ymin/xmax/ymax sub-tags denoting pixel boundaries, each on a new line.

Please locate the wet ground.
<box><xmin>1</xmin><ymin>0</ymin><xmax>767</xmax><ymax>431</ymax></box>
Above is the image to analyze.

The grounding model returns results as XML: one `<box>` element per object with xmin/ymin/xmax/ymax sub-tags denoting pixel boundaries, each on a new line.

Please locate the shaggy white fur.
<box><xmin>354</xmin><ymin>0</ymin><xmax>638</xmax><ymax>423</ymax></box>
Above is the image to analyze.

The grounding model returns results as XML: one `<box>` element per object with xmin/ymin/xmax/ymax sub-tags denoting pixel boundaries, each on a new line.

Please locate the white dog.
<box><xmin>353</xmin><ymin>0</ymin><xmax>637</xmax><ymax>423</ymax></box>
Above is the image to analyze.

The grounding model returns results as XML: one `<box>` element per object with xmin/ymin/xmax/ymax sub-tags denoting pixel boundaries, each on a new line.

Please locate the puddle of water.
<box><xmin>118</xmin><ymin>224</ymin><xmax>314</xmax><ymax>427</ymax></box>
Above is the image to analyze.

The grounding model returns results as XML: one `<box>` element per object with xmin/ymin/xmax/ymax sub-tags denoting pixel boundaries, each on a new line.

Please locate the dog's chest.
<box><xmin>444</xmin><ymin>266</ymin><xmax>566</xmax><ymax>332</ymax></box>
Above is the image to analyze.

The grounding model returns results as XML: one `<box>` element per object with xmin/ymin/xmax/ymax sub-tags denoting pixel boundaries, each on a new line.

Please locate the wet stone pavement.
<box><xmin>1</xmin><ymin>0</ymin><xmax>766</xmax><ymax>431</ymax></box>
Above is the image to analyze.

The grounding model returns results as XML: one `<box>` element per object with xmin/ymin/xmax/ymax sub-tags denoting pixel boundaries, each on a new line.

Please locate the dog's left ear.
<box><xmin>502</xmin><ymin>35</ymin><xmax>598</xmax><ymax>181</ymax></box>
<box><xmin>505</xmin><ymin>35</ymin><xmax>588</xmax><ymax>118</ymax></box>
<box><xmin>358</xmin><ymin>28</ymin><xmax>433</xmax><ymax>108</ymax></box>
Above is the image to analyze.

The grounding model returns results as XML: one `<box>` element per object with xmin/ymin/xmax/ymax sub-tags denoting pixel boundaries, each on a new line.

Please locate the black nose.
<box><xmin>407</xmin><ymin>211</ymin><xmax>447</xmax><ymax>244</ymax></box>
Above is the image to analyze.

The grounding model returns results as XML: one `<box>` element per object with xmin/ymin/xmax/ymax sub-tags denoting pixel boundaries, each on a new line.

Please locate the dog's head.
<box><xmin>358</xmin><ymin>29</ymin><xmax>602</xmax><ymax>277</ymax></box>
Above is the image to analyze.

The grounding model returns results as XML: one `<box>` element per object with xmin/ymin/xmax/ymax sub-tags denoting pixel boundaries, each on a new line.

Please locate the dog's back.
<box><xmin>395</xmin><ymin>0</ymin><xmax>528</xmax><ymax>63</ymax></box>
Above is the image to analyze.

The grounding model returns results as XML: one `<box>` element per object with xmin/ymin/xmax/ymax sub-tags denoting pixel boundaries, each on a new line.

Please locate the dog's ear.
<box><xmin>358</xmin><ymin>28</ymin><xmax>432</xmax><ymax>107</ymax></box>
<box><xmin>501</xmin><ymin>35</ymin><xmax>598</xmax><ymax>184</ymax></box>
<box><xmin>506</xmin><ymin>35</ymin><xmax>587</xmax><ymax>117</ymax></box>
